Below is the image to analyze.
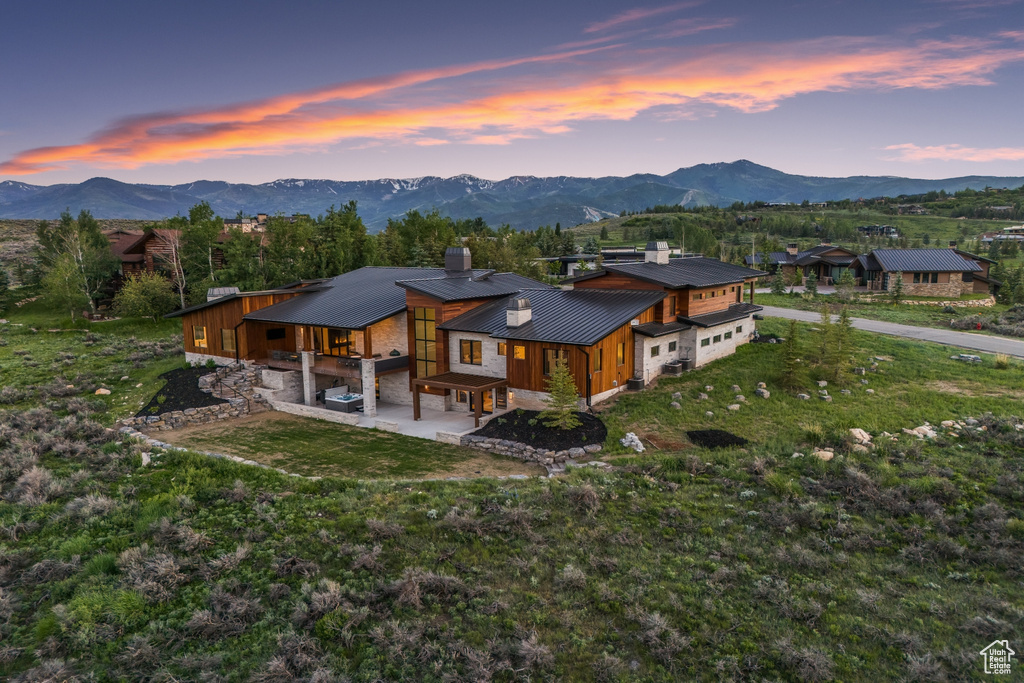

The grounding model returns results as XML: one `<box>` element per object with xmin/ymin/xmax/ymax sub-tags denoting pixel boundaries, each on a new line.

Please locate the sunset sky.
<box><xmin>2</xmin><ymin>0</ymin><xmax>1023</xmax><ymax>185</ymax></box>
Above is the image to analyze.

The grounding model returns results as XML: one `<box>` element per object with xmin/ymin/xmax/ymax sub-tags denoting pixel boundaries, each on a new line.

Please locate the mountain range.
<box><xmin>2</xmin><ymin>160</ymin><xmax>1022</xmax><ymax>231</ymax></box>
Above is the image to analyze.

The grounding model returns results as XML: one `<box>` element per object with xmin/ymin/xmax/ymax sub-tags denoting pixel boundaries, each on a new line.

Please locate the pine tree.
<box><xmin>599</xmin><ymin>225</ymin><xmax>609</xmax><ymax>240</ymax></box>
<box><xmin>832</xmin><ymin>307</ymin><xmax>853</xmax><ymax>382</ymax></box>
<box><xmin>817</xmin><ymin>304</ymin><xmax>833</xmax><ymax>365</ymax></box>
<box><xmin>780</xmin><ymin>319</ymin><xmax>802</xmax><ymax>390</ymax></box>
<box><xmin>805</xmin><ymin>270</ymin><xmax>818</xmax><ymax>298</ymax></box>
<box><xmin>770</xmin><ymin>268</ymin><xmax>787</xmax><ymax>295</ymax></box>
<box><xmin>835</xmin><ymin>268</ymin><xmax>855</xmax><ymax>302</ymax></box>
<box><xmin>890</xmin><ymin>271</ymin><xmax>905</xmax><ymax>304</ymax></box>
<box><xmin>540</xmin><ymin>359</ymin><xmax>582</xmax><ymax>430</ymax></box>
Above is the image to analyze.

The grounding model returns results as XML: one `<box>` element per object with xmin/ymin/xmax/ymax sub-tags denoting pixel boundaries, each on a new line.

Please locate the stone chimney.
<box><xmin>506</xmin><ymin>297</ymin><xmax>532</xmax><ymax>328</ymax></box>
<box><xmin>445</xmin><ymin>246</ymin><xmax>472</xmax><ymax>274</ymax></box>
<box><xmin>786</xmin><ymin>243</ymin><xmax>799</xmax><ymax>255</ymax></box>
<box><xmin>644</xmin><ymin>241</ymin><xmax>670</xmax><ymax>265</ymax></box>
<box><xmin>820</xmin><ymin>240</ymin><xmax>831</xmax><ymax>247</ymax></box>
<box><xmin>949</xmin><ymin>240</ymin><xmax>958</xmax><ymax>249</ymax></box>
<box><xmin>207</xmin><ymin>286</ymin><xmax>240</xmax><ymax>302</ymax></box>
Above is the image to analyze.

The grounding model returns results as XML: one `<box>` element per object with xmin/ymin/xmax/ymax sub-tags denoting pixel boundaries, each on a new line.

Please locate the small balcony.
<box><xmin>261</xmin><ymin>350</ymin><xmax>409</xmax><ymax>378</ymax></box>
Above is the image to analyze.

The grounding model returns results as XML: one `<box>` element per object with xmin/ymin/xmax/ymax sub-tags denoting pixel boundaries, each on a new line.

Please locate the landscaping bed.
<box><xmin>473</xmin><ymin>408</ymin><xmax>607</xmax><ymax>450</ymax></box>
<box><xmin>686</xmin><ymin>429</ymin><xmax>749</xmax><ymax>449</ymax></box>
<box><xmin>137</xmin><ymin>366</ymin><xmax>225</xmax><ymax>416</ymax></box>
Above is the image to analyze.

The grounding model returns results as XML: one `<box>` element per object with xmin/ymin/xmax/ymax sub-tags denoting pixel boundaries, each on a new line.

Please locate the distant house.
<box><xmin>857</xmin><ymin>224</ymin><xmax>900</xmax><ymax>238</ymax></box>
<box><xmin>745</xmin><ymin>243</ymin><xmax>858</xmax><ymax>284</ymax></box>
<box><xmin>853</xmin><ymin>248</ymin><xmax>988</xmax><ymax>296</ymax></box>
<box><xmin>169</xmin><ymin>244</ymin><xmax>765</xmax><ymax>428</ymax></box>
<box><xmin>103</xmin><ymin>228</ymin><xmax>145</xmax><ymax>284</ymax></box>
<box><xmin>118</xmin><ymin>229</ymin><xmax>229</xmax><ymax>278</ymax></box>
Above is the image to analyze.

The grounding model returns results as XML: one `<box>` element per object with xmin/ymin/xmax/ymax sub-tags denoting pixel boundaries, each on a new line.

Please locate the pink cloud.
<box><xmin>584</xmin><ymin>2</ymin><xmax>703</xmax><ymax>33</ymax></box>
<box><xmin>884</xmin><ymin>143</ymin><xmax>1024</xmax><ymax>162</ymax></box>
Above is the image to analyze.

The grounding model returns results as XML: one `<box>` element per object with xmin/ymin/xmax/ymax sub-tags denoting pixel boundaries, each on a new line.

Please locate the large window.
<box><xmin>221</xmin><ymin>329</ymin><xmax>236</xmax><ymax>353</ymax></box>
<box><xmin>616</xmin><ymin>342</ymin><xmax>625</xmax><ymax>366</ymax></box>
<box><xmin>497</xmin><ymin>342</ymin><xmax>507</xmax><ymax>356</ymax></box>
<box><xmin>314</xmin><ymin>327</ymin><xmax>355</xmax><ymax>357</ymax></box>
<box><xmin>593</xmin><ymin>348</ymin><xmax>603</xmax><ymax>372</ymax></box>
<box><xmin>459</xmin><ymin>339</ymin><xmax>482</xmax><ymax>365</ymax></box>
<box><xmin>543</xmin><ymin>348</ymin><xmax>568</xmax><ymax>375</ymax></box>
<box><xmin>414</xmin><ymin>307</ymin><xmax>437</xmax><ymax>377</ymax></box>
<box><xmin>668</xmin><ymin>296</ymin><xmax>676</xmax><ymax>315</ymax></box>
<box><xmin>192</xmin><ymin>325</ymin><xmax>207</xmax><ymax>349</ymax></box>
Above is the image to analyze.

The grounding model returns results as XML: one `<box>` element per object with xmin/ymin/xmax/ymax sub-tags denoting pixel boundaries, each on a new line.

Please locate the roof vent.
<box><xmin>645</xmin><ymin>241</ymin><xmax>670</xmax><ymax>265</ymax></box>
<box><xmin>506</xmin><ymin>297</ymin><xmax>532</xmax><ymax>328</ymax></box>
<box><xmin>207</xmin><ymin>286</ymin><xmax>240</xmax><ymax>302</ymax></box>
<box><xmin>445</xmin><ymin>246</ymin><xmax>472</xmax><ymax>274</ymax></box>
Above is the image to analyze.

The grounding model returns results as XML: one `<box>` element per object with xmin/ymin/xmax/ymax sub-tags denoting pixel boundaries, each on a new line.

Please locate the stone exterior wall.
<box><xmin>636</xmin><ymin>331</ymin><xmax>690</xmax><ymax>383</ymax></box>
<box><xmin>379</xmin><ymin>371</ymin><xmax>412</xmax><ymax>405</ymax></box>
<box><xmin>461</xmin><ymin>434</ymin><xmax>602</xmax><ymax>465</ymax></box>
<box><xmin>258</xmin><ymin>369</ymin><xmax>302</xmax><ymax>403</ymax></box>
<box><xmin>267</xmin><ymin>399</ymin><xmax>360</xmax><ymax>425</ymax></box>
<box><xmin>186</xmin><ymin>351</ymin><xmax>234</xmax><ymax>367</ymax></box>
<box><xmin>448</xmin><ymin>332</ymin><xmax>507</xmax><ymax>379</ymax></box>
<box><xmin>900</xmin><ymin>281</ymin><xmax>964</xmax><ymax>298</ymax></box>
<box><xmin>372</xmin><ymin>313</ymin><xmax>408</xmax><ymax>356</ymax></box>
<box><xmin>693</xmin><ymin>316</ymin><xmax>753</xmax><ymax>367</ymax></box>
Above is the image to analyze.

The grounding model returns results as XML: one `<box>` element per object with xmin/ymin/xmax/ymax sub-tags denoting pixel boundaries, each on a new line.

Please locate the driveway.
<box><xmin>758</xmin><ymin>305</ymin><xmax>1024</xmax><ymax>358</ymax></box>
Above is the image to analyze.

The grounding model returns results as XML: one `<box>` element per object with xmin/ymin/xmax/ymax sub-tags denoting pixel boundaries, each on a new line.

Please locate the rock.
<box><xmin>735</xmin><ymin>395</ymin><xmax>746</xmax><ymax>402</ymax></box>
<box><xmin>940</xmin><ymin>420</ymin><xmax>955</xmax><ymax>428</ymax></box>
<box><xmin>95</xmin><ymin>388</ymin><xmax>111</xmax><ymax>395</ymax></box>
<box><xmin>670</xmin><ymin>401</ymin><xmax>681</xmax><ymax>410</ymax></box>
<box><xmin>851</xmin><ymin>444</ymin><xmax>870</xmax><ymax>454</ymax></box>
<box><xmin>820</xmin><ymin>395</ymin><xmax>833</xmax><ymax>402</ymax></box>
<box><xmin>755</xmin><ymin>388</ymin><xmax>770</xmax><ymax>399</ymax></box>
<box><xmin>865</xmin><ymin>389</ymin><xmax>874</xmax><ymax>394</ymax></box>
<box><xmin>140</xmin><ymin>452</ymin><xmax>151</xmax><ymax>466</ymax></box>
<box><xmin>812</xmin><ymin>448</ymin><xmax>834</xmax><ymax>461</ymax></box>
<box><xmin>817</xmin><ymin>380</ymin><xmax>828</xmax><ymax>387</ymax></box>
<box><xmin>120</xmin><ymin>375</ymin><xmax>130</xmax><ymax>381</ymax></box>
<box><xmin>705</xmin><ymin>411</ymin><xmax>714</xmax><ymax>417</ymax></box>
<box><xmin>731</xmin><ymin>385</ymin><xmax>741</xmax><ymax>392</ymax></box>
<box><xmin>860</xmin><ymin>379</ymin><xmax>869</xmax><ymax>385</ymax></box>
<box><xmin>671</xmin><ymin>392</ymin><xmax>682</xmax><ymax>400</ymax></box>
<box><xmin>840</xmin><ymin>389</ymin><xmax>851</xmax><ymax>395</ymax></box>
<box><xmin>792</xmin><ymin>452</ymin><xmax>804</xmax><ymax>458</ymax></box>
<box><xmin>583</xmin><ymin>444</ymin><xmax>602</xmax><ymax>453</ymax></box>
<box><xmin>568</xmin><ymin>447</ymin><xmax>586</xmax><ymax>458</ymax></box>
<box><xmin>819</xmin><ymin>389</ymin><xmax>829</xmax><ymax>396</ymax></box>
<box><xmin>797</xmin><ymin>393</ymin><xmax>810</xmax><ymax>400</ymax></box>
<box><xmin>620</xmin><ymin>432</ymin><xmax>645</xmax><ymax>453</ymax></box>
<box><xmin>135</xmin><ymin>383</ymin><xmax>143</xmax><ymax>388</ymax></box>
<box><xmin>705</xmin><ymin>385</ymin><xmax>714</xmax><ymax>392</ymax></box>
<box><xmin>757</xmin><ymin>382</ymin><xmax>767</xmax><ymax>389</ymax></box>
<box><xmin>697</xmin><ymin>393</ymin><xmax>709</xmax><ymax>401</ymax></box>
<box><xmin>849</xmin><ymin>428</ymin><xmax>872</xmax><ymax>444</ymax></box>
<box><xmin>853</xmin><ymin>367</ymin><xmax>866</xmax><ymax>375</ymax></box>
<box><xmin>727</xmin><ymin>404</ymin><xmax>741</xmax><ymax>411</ymax></box>
<box><xmin>903</xmin><ymin>425</ymin><xmax>937</xmax><ymax>440</ymax></box>
<box><xmin>965</xmin><ymin>418</ymin><xmax>979</xmax><ymax>426</ymax></box>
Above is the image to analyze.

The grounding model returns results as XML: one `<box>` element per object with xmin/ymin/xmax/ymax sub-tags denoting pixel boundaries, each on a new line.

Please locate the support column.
<box><xmin>301</xmin><ymin>351</ymin><xmax>315</xmax><ymax>406</ymax></box>
<box><xmin>360</xmin><ymin>358</ymin><xmax>377</xmax><ymax>417</ymax></box>
<box><xmin>749</xmin><ymin>280</ymin><xmax>755</xmax><ymax>304</ymax></box>
<box><xmin>473</xmin><ymin>389</ymin><xmax>482</xmax><ymax>428</ymax></box>
<box><xmin>413</xmin><ymin>384</ymin><xmax>421</xmax><ymax>421</ymax></box>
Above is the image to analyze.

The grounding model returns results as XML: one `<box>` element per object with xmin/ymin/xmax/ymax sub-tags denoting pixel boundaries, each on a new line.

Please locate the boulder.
<box><xmin>731</xmin><ymin>385</ymin><xmax>741</xmax><ymax>393</ymax></box>
<box><xmin>797</xmin><ymin>393</ymin><xmax>810</xmax><ymax>400</ymax></box>
<box><xmin>671</xmin><ymin>392</ymin><xmax>682</xmax><ymax>400</ymax></box>
<box><xmin>705</xmin><ymin>385</ymin><xmax>714</xmax><ymax>392</ymax></box>
<box><xmin>851</xmin><ymin>444</ymin><xmax>871</xmax><ymax>454</ymax></box>
<box><xmin>755</xmin><ymin>388</ymin><xmax>770</xmax><ymax>399</ymax></box>
<box><xmin>860</xmin><ymin>379</ymin><xmax>869</xmax><ymax>385</ymax></box>
<box><xmin>735</xmin><ymin>395</ymin><xmax>746</xmax><ymax>402</ymax></box>
<box><xmin>697</xmin><ymin>393</ymin><xmax>709</xmax><ymax>401</ymax></box>
<box><xmin>840</xmin><ymin>389</ymin><xmax>851</xmax><ymax>395</ymax></box>
<box><xmin>94</xmin><ymin>388</ymin><xmax>111</xmax><ymax>395</ymax></box>
<box><xmin>620</xmin><ymin>432</ymin><xmax>645</xmax><ymax>452</ymax></box>
<box><xmin>812</xmin><ymin>448</ymin><xmax>834</xmax><ymax>461</ymax></box>
<box><xmin>820</xmin><ymin>395</ymin><xmax>833</xmax><ymax>402</ymax></box>
<box><xmin>568</xmin><ymin>447</ymin><xmax>586</xmax><ymax>458</ymax></box>
<box><xmin>757</xmin><ymin>382</ymin><xmax>767</xmax><ymax>389</ymax></box>
<box><xmin>792</xmin><ymin>452</ymin><xmax>804</xmax><ymax>458</ymax></box>
<box><xmin>865</xmin><ymin>389</ymin><xmax>875</xmax><ymax>395</ymax></box>
<box><xmin>849</xmin><ymin>428</ymin><xmax>872</xmax><ymax>444</ymax></box>
<box><xmin>670</xmin><ymin>401</ymin><xmax>682</xmax><ymax>410</ymax></box>
<box><xmin>705</xmin><ymin>411</ymin><xmax>714</xmax><ymax>417</ymax></box>
<box><xmin>853</xmin><ymin>367</ymin><xmax>866</xmax><ymax>375</ymax></box>
<box><xmin>120</xmin><ymin>375</ymin><xmax>130</xmax><ymax>381</ymax></box>
<box><xmin>727</xmin><ymin>404</ymin><xmax>741</xmax><ymax>411</ymax></box>
<box><xmin>817</xmin><ymin>380</ymin><xmax>828</xmax><ymax>387</ymax></box>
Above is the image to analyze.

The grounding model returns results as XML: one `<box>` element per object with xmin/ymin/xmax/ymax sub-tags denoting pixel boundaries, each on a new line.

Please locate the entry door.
<box><xmin>469</xmin><ymin>390</ymin><xmax>493</xmax><ymax>414</ymax></box>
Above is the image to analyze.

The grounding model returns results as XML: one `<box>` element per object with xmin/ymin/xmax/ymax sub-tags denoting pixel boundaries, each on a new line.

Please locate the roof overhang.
<box><xmin>679</xmin><ymin>303</ymin><xmax>762</xmax><ymax>328</ymax></box>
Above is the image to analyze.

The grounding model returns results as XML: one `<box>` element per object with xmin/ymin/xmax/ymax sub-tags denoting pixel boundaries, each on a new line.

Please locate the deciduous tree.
<box><xmin>112</xmin><ymin>272</ymin><xmax>177</xmax><ymax>321</ymax></box>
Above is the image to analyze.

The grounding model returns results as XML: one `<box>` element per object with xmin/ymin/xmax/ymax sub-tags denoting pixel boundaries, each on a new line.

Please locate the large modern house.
<box><xmin>854</xmin><ymin>247</ymin><xmax>997</xmax><ymax>296</ymax></box>
<box><xmin>744</xmin><ymin>243</ymin><xmax>859</xmax><ymax>284</ymax></box>
<box><xmin>169</xmin><ymin>244</ymin><xmax>765</xmax><ymax>427</ymax></box>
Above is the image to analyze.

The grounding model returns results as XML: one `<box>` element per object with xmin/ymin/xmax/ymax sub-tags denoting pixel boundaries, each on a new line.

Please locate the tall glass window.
<box><xmin>414</xmin><ymin>307</ymin><xmax>437</xmax><ymax>377</ymax></box>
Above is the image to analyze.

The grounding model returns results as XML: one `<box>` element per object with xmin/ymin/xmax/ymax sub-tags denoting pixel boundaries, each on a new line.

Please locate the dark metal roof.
<box><xmin>856</xmin><ymin>253</ymin><xmax>880</xmax><ymax>271</ymax></box>
<box><xmin>396</xmin><ymin>272</ymin><xmax>551</xmax><ymax>302</ymax></box>
<box><xmin>680</xmin><ymin>302</ymin><xmax>762</xmax><ymax>328</ymax></box>
<box><xmin>745</xmin><ymin>245</ymin><xmax>858</xmax><ymax>267</ymax></box>
<box><xmin>592</xmin><ymin>257</ymin><xmax>766</xmax><ymax>288</ymax></box>
<box><xmin>165</xmin><ymin>289</ymin><xmax>304</xmax><ymax>319</ymax></box>
<box><xmin>244</xmin><ymin>267</ymin><xmax>455</xmax><ymax>329</ymax></box>
<box><xmin>633</xmin><ymin>320</ymin><xmax>692</xmax><ymax>338</ymax></box>
<box><xmin>439</xmin><ymin>288</ymin><xmax>666</xmax><ymax>346</ymax></box>
<box><xmin>870</xmin><ymin>249</ymin><xmax>982</xmax><ymax>273</ymax></box>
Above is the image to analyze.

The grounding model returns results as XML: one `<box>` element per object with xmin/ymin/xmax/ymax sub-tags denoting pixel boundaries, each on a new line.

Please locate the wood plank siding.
<box><xmin>572</xmin><ymin>272</ymin><xmax>749</xmax><ymax>318</ymax></box>
<box><xmin>180</xmin><ymin>292</ymin><xmax>301</xmax><ymax>360</ymax></box>
<box><xmin>681</xmin><ymin>283</ymin><xmax>744</xmax><ymax>316</ymax></box>
<box><xmin>405</xmin><ymin>292</ymin><xmax>498</xmax><ymax>394</ymax></box>
<box><xmin>573</xmin><ymin>273</ymin><xmax>665</xmax><ymax>291</ymax></box>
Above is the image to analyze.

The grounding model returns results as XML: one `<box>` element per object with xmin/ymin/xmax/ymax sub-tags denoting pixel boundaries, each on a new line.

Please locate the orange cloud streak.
<box><xmin>884</xmin><ymin>143</ymin><xmax>1024</xmax><ymax>162</ymax></box>
<box><xmin>3</xmin><ymin>35</ymin><xmax>1023</xmax><ymax>175</ymax></box>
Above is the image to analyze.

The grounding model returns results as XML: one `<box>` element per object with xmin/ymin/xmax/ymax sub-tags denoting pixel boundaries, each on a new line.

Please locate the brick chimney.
<box><xmin>506</xmin><ymin>297</ymin><xmax>532</xmax><ymax>327</ymax></box>
<box><xmin>645</xmin><ymin>241</ymin><xmax>670</xmax><ymax>265</ymax></box>
<box><xmin>445</xmin><ymin>246</ymin><xmax>472</xmax><ymax>274</ymax></box>
<box><xmin>786</xmin><ymin>243</ymin><xmax>799</xmax><ymax>255</ymax></box>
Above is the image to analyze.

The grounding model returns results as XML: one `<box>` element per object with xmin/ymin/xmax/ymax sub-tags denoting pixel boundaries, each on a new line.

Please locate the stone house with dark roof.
<box><xmin>853</xmin><ymin>248</ymin><xmax>991</xmax><ymax>297</ymax></box>
<box><xmin>168</xmin><ymin>245</ymin><xmax>765</xmax><ymax>429</ymax></box>
<box><xmin>744</xmin><ymin>243</ymin><xmax>859</xmax><ymax>284</ymax></box>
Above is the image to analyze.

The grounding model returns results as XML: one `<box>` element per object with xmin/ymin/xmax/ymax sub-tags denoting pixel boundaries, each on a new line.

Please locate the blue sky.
<box><xmin>2</xmin><ymin>0</ymin><xmax>1023</xmax><ymax>184</ymax></box>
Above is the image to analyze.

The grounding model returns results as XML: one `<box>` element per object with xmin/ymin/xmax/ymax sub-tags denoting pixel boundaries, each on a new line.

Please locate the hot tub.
<box><xmin>324</xmin><ymin>392</ymin><xmax>364</xmax><ymax>413</ymax></box>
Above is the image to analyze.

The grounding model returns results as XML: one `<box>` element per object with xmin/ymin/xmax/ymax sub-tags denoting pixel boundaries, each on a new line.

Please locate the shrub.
<box><xmin>540</xmin><ymin>359</ymin><xmax>582</xmax><ymax>430</ymax></box>
<box><xmin>994</xmin><ymin>353</ymin><xmax>1010</xmax><ymax>369</ymax></box>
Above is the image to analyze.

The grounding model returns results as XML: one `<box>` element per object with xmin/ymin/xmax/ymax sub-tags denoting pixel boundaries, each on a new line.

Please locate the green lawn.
<box><xmin>598</xmin><ymin>318</ymin><xmax>1024</xmax><ymax>451</ymax></box>
<box><xmin>0</xmin><ymin>296</ymin><xmax>183</xmax><ymax>423</ymax></box>
<box><xmin>161</xmin><ymin>411</ymin><xmax>543</xmax><ymax>479</ymax></box>
<box><xmin>753</xmin><ymin>292</ymin><xmax>1011</xmax><ymax>330</ymax></box>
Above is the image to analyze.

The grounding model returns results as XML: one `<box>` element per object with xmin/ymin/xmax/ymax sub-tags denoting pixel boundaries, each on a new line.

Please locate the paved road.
<box><xmin>758</xmin><ymin>305</ymin><xmax>1024</xmax><ymax>358</ymax></box>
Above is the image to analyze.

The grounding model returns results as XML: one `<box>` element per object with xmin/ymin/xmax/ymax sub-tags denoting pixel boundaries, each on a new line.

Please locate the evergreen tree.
<box><xmin>805</xmin><ymin>270</ymin><xmax>818</xmax><ymax>298</ymax></box>
<box><xmin>583</xmin><ymin>236</ymin><xmax>600</xmax><ymax>254</ymax></box>
<box><xmin>817</xmin><ymin>304</ymin><xmax>833</xmax><ymax>365</ymax></box>
<box><xmin>35</xmin><ymin>209</ymin><xmax>119</xmax><ymax>315</ymax></box>
<box><xmin>890</xmin><ymin>271</ymin><xmax>905</xmax><ymax>304</ymax></box>
<box><xmin>540</xmin><ymin>359</ymin><xmax>582</xmax><ymax>430</ymax></box>
<box><xmin>0</xmin><ymin>267</ymin><xmax>8</xmax><ymax>298</ymax></box>
<box><xmin>780</xmin><ymin>319</ymin><xmax>802</xmax><ymax>390</ymax></box>
<box><xmin>835</xmin><ymin>268</ymin><xmax>855</xmax><ymax>302</ymax></box>
<box><xmin>770</xmin><ymin>268</ymin><xmax>787</xmax><ymax>295</ymax></box>
<box><xmin>832</xmin><ymin>307</ymin><xmax>853</xmax><ymax>382</ymax></box>
<box><xmin>599</xmin><ymin>225</ymin><xmax>609</xmax><ymax>240</ymax></box>
<box><xmin>112</xmin><ymin>272</ymin><xmax>177</xmax><ymax>321</ymax></box>
<box><xmin>988</xmin><ymin>239</ymin><xmax>1001</xmax><ymax>261</ymax></box>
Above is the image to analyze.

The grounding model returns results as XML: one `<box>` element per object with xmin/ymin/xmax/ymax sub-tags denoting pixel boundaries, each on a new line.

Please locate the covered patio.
<box><xmin>411</xmin><ymin>372</ymin><xmax>509</xmax><ymax>427</ymax></box>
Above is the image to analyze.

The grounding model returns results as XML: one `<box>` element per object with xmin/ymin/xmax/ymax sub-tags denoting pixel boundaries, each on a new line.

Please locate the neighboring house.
<box><xmin>104</xmin><ymin>228</ymin><xmax>145</xmax><ymax>283</ymax></box>
<box><xmin>569</xmin><ymin>242</ymin><xmax>765</xmax><ymax>378</ymax></box>
<box><xmin>169</xmin><ymin>244</ymin><xmax>765</xmax><ymax>428</ymax></box>
<box><xmin>118</xmin><ymin>229</ymin><xmax>228</xmax><ymax>277</ymax></box>
<box><xmin>857</xmin><ymin>224</ymin><xmax>900</xmax><ymax>238</ymax></box>
<box><xmin>744</xmin><ymin>243</ymin><xmax>858</xmax><ymax>284</ymax></box>
<box><xmin>854</xmin><ymin>248</ymin><xmax>986</xmax><ymax>296</ymax></box>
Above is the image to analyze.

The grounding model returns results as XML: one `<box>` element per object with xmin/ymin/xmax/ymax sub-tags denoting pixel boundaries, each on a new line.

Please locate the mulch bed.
<box><xmin>473</xmin><ymin>409</ymin><xmax>607</xmax><ymax>451</ymax></box>
<box><xmin>137</xmin><ymin>367</ymin><xmax>226</xmax><ymax>417</ymax></box>
<box><xmin>686</xmin><ymin>429</ymin><xmax>749</xmax><ymax>449</ymax></box>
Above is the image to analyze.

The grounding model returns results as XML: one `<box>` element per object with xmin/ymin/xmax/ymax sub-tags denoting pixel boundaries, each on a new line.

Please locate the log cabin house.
<box><xmin>169</xmin><ymin>244</ymin><xmax>765</xmax><ymax>428</ymax></box>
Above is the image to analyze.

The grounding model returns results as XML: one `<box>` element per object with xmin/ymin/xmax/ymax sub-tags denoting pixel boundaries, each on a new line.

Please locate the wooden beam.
<box><xmin>473</xmin><ymin>389</ymin><xmax>482</xmax><ymax>428</ymax></box>
<box><xmin>413</xmin><ymin>384</ymin><xmax>421</xmax><ymax>421</ymax></box>
<box><xmin>364</xmin><ymin>326</ymin><xmax>373</xmax><ymax>357</ymax></box>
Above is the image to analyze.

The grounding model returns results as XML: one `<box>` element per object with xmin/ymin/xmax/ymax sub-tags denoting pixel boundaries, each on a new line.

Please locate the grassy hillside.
<box><xmin>0</xmin><ymin>309</ymin><xmax>1022</xmax><ymax>680</ymax></box>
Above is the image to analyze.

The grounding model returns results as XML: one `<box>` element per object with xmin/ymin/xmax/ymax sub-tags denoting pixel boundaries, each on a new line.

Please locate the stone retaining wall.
<box><xmin>460</xmin><ymin>434</ymin><xmax>602</xmax><ymax>465</ymax></box>
<box><xmin>854</xmin><ymin>295</ymin><xmax>994</xmax><ymax>307</ymax></box>
<box><xmin>119</xmin><ymin>399</ymin><xmax>249</xmax><ymax>432</ymax></box>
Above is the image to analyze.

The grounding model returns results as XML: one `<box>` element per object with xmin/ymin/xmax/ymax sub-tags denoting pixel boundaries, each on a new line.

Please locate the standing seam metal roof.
<box><xmin>869</xmin><ymin>249</ymin><xmax>982</xmax><ymax>273</ymax></box>
<box><xmin>438</xmin><ymin>288</ymin><xmax>667</xmax><ymax>346</ymax></box>
<box><xmin>396</xmin><ymin>272</ymin><xmax>552</xmax><ymax>302</ymax></box>
<box><xmin>599</xmin><ymin>257</ymin><xmax>766</xmax><ymax>288</ymax></box>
